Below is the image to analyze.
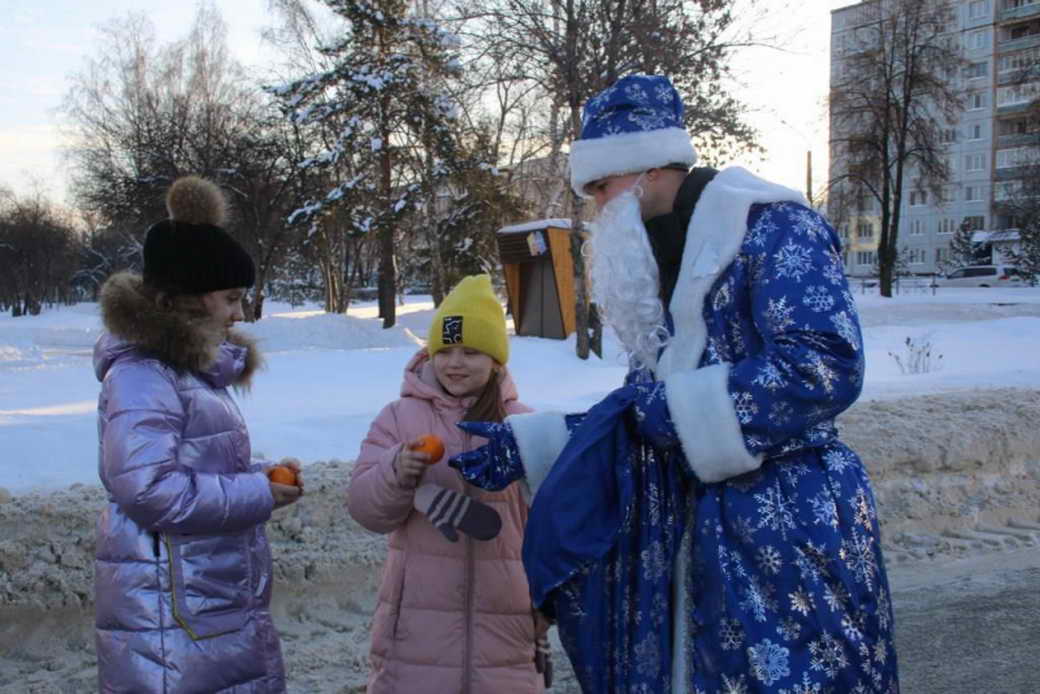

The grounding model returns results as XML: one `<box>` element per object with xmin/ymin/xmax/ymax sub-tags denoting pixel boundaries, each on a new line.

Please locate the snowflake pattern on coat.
<box><xmin>549</xmin><ymin>202</ymin><xmax>898</xmax><ymax>693</ymax></box>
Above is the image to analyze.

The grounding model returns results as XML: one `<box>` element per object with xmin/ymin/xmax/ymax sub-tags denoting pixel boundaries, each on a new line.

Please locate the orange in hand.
<box><xmin>267</xmin><ymin>466</ymin><xmax>298</xmax><ymax>486</ymax></box>
<box><xmin>410</xmin><ymin>434</ymin><xmax>445</xmax><ymax>464</ymax></box>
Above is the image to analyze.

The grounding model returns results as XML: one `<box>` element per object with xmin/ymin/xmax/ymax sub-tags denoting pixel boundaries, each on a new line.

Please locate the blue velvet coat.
<box><xmin>520</xmin><ymin>169</ymin><xmax>899</xmax><ymax>694</ymax></box>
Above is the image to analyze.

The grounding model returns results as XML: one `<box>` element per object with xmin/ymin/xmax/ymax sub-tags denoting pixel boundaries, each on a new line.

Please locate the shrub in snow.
<box><xmin>889</xmin><ymin>335</ymin><xmax>942</xmax><ymax>375</ymax></box>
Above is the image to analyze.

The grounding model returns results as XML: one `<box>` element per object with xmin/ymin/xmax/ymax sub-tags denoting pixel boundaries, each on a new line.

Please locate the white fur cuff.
<box><xmin>569</xmin><ymin>127</ymin><xmax>697</xmax><ymax>197</ymax></box>
<box><xmin>664</xmin><ymin>363</ymin><xmax>764</xmax><ymax>483</ymax></box>
<box><xmin>506</xmin><ymin>411</ymin><xmax>570</xmax><ymax>503</ymax></box>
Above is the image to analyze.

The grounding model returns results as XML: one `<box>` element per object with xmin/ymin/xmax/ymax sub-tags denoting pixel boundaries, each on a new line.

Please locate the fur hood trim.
<box><xmin>98</xmin><ymin>272</ymin><xmax>261</xmax><ymax>387</ymax></box>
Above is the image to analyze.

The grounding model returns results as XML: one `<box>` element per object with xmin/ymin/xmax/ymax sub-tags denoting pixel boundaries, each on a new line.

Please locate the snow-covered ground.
<box><xmin>2</xmin><ymin>287</ymin><xmax>1040</xmax><ymax>493</ymax></box>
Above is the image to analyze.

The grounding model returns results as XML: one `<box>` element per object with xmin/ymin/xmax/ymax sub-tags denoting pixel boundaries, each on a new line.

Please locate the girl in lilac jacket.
<box><xmin>93</xmin><ymin>176</ymin><xmax>301</xmax><ymax>693</ymax></box>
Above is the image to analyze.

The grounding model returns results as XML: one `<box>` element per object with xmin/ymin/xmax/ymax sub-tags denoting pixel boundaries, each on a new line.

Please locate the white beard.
<box><xmin>587</xmin><ymin>187</ymin><xmax>670</xmax><ymax>371</ymax></box>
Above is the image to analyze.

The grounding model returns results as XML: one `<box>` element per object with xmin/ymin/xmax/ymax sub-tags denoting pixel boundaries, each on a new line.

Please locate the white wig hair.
<box><xmin>586</xmin><ymin>185</ymin><xmax>670</xmax><ymax>371</ymax></box>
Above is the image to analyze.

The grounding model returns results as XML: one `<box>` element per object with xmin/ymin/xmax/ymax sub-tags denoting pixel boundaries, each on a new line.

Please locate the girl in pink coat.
<box><xmin>347</xmin><ymin>275</ymin><xmax>548</xmax><ymax>694</ymax></box>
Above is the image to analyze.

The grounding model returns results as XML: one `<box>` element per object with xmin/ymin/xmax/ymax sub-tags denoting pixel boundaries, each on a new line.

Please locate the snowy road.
<box><xmin>889</xmin><ymin>547</ymin><xmax>1040</xmax><ymax>694</ymax></box>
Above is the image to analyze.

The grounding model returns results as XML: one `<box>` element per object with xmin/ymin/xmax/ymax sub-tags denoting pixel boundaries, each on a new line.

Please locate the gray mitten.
<box><xmin>413</xmin><ymin>484</ymin><xmax>502</xmax><ymax>542</ymax></box>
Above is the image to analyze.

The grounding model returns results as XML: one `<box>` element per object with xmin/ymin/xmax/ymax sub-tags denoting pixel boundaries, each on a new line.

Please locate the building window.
<box><xmin>939</xmin><ymin>218</ymin><xmax>957</xmax><ymax>234</ymax></box>
<box><xmin>968</xmin><ymin>123</ymin><xmax>984</xmax><ymax>140</ymax></box>
<box><xmin>856</xmin><ymin>251</ymin><xmax>877</xmax><ymax>266</ymax></box>
<box><xmin>963</xmin><ymin>215</ymin><xmax>986</xmax><ymax>231</ymax></box>
<box><xmin>969</xmin><ymin>91</ymin><xmax>988</xmax><ymax>110</ymax></box>
<box><xmin>857</xmin><ymin>221</ymin><xmax>874</xmax><ymax>239</ymax></box>
<box><xmin>996</xmin><ymin>180</ymin><xmax>1023</xmax><ymax>200</ymax></box>
<box><xmin>965</xmin><ymin>153</ymin><xmax>987</xmax><ymax>171</ymax></box>
<box><xmin>909</xmin><ymin>220</ymin><xmax>925</xmax><ymax>235</ymax></box>
<box><xmin>940</xmin><ymin>128</ymin><xmax>958</xmax><ymax>143</ymax></box>
<box><xmin>909</xmin><ymin>190</ymin><xmax>928</xmax><ymax>206</ymax></box>
<box><xmin>936</xmin><ymin>247</ymin><xmax>948</xmax><ymax>263</ymax></box>
<box><xmin>969</xmin><ymin>1</ymin><xmax>990</xmax><ymax>19</ymax></box>
<box><xmin>908</xmin><ymin>248</ymin><xmax>926</xmax><ymax>264</ymax></box>
<box><xmin>965</xmin><ymin>60</ymin><xmax>988</xmax><ymax>79</ymax></box>
<box><xmin>968</xmin><ymin>29</ymin><xmax>990</xmax><ymax>50</ymax></box>
<box><xmin>964</xmin><ymin>186</ymin><xmax>985</xmax><ymax>202</ymax></box>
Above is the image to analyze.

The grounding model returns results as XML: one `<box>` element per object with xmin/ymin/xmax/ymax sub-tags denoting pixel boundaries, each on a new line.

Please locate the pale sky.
<box><xmin>0</xmin><ymin>0</ymin><xmax>850</xmax><ymax>206</ymax></box>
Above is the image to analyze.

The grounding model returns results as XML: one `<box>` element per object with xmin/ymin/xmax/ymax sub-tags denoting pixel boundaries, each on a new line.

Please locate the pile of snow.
<box><xmin>247</xmin><ymin>311</ymin><xmax>421</xmax><ymax>352</ymax></box>
<box><xmin>1</xmin><ymin>288</ymin><xmax>1040</xmax><ymax>492</ymax></box>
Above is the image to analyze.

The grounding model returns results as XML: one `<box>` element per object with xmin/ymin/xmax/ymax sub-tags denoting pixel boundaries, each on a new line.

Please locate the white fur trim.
<box><xmin>664</xmin><ymin>363</ymin><xmax>763</xmax><ymax>483</ymax></box>
<box><xmin>656</xmin><ymin>167</ymin><xmax>803</xmax><ymax>689</ymax></box>
<box><xmin>569</xmin><ymin>127</ymin><xmax>697</xmax><ymax>197</ymax></box>
<box><xmin>506</xmin><ymin>411</ymin><xmax>569</xmax><ymax>503</ymax></box>
<box><xmin>655</xmin><ymin>167</ymin><xmax>807</xmax><ymax>380</ymax></box>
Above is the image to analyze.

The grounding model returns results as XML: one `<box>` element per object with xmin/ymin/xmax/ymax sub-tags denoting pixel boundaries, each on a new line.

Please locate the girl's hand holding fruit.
<box><xmin>267</xmin><ymin>457</ymin><xmax>304</xmax><ymax>508</ymax></box>
<box><xmin>394</xmin><ymin>434</ymin><xmax>445</xmax><ymax>488</ymax></box>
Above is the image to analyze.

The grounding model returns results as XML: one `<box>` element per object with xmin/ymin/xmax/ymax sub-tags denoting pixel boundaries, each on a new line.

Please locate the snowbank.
<box><xmin>2</xmin><ymin>388</ymin><xmax>1039</xmax><ymax>692</ymax></box>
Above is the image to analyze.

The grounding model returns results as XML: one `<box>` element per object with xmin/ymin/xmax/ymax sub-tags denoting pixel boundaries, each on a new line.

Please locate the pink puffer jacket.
<box><xmin>347</xmin><ymin>351</ymin><xmax>543</xmax><ymax>694</ymax></box>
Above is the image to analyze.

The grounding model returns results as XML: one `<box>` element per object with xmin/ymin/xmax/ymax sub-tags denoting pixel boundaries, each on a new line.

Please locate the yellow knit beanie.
<box><xmin>427</xmin><ymin>275</ymin><xmax>509</xmax><ymax>365</ymax></box>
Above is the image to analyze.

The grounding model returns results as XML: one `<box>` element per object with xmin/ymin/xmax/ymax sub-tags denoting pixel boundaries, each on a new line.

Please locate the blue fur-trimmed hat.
<box><xmin>569</xmin><ymin>74</ymin><xmax>698</xmax><ymax>197</ymax></box>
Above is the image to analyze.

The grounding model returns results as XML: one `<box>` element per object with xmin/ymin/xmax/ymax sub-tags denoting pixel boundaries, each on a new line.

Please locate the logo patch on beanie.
<box><xmin>442</xmin><ymin>316</ymin><xmax>464</xmax><ymax>344</ymax></box>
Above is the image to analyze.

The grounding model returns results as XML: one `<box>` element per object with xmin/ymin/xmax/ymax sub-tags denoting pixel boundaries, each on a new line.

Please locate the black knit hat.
<box><xmin>142</xmin><ymin>176</ymin><xmax>255</xmax><ymax>294</ymax></box>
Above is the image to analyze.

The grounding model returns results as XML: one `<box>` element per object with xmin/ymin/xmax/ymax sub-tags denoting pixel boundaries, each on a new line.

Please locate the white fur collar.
<box><xmin>654</xmin><ymin>167</ymin><xmax>807</xmax><ymax>380</ymax></box>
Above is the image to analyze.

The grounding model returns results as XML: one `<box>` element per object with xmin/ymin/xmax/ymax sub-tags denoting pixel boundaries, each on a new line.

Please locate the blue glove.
<box><xmin>629</xmin><ymin>380</ymin><xmax>679</xmax><ymax>450</ymax></box>
<box><xmin>449</xmin><ymin>420</ymin><xmax>525</xmax><ymax>491</ymax></box>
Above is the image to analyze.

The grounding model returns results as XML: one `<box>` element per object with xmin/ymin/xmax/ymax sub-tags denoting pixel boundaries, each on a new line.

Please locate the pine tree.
<box><xmin>946</xmin><ymin>217</ymin><xmax>979</xmax><ymax>272</ymax></box>
<box><xmin>268</xmin><ymin>0</ymin><xmax>462</xmax><ymax>327</ymax></box>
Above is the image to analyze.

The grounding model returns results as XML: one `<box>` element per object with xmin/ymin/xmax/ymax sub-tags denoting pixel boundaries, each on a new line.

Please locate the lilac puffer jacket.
<box><xmin>93</xmin><ymin>273</ymin><xmax>285</xmax><ymax>693</ymax></box>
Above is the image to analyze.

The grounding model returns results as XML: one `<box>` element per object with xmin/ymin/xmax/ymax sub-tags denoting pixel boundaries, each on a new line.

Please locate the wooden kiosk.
<box><xmin>496</xmin><ymin>219</ymin><xmax>576</xmax><ymax>339</ymax></box>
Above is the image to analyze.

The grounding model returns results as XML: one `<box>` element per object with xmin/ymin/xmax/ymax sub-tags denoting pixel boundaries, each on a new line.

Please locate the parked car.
<box><xmin>932</xmin><ymin>264</ymin><xmax>1026</xmax><ymax>288</ymax></box>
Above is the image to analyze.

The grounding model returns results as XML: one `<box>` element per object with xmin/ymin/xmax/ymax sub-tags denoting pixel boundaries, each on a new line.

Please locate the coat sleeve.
<box><xmin>346</xmin><ymin>401</ymin><xmax>414</xmax><ymax>534</ymax></box>
<box><xmin>664</xmin><ymin>203</ymin><xmax>865</xmax><ymax>483</ymax></box>
<box><xmin>100</xmin><ymin>362</ymin><xmax>274</xmax><ymax>534</ymax></box>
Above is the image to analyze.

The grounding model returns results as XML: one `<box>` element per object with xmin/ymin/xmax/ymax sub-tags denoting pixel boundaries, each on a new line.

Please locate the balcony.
<box><xmin>995</xmin><ymin>166</ymin><xmax>1033</xmax><ymax>180</ymax></box>
<box><xmin>996</xmin><ymin>102</ymin><xmax>1033</xmax><ymax>115</ymax></box>
<box><xmin>999</xmin><ymin>33</ymin><xmax>1040</xmax><ymax>53</ymax></box>
<box><xmin>997</xmin><ymin>70</ymin><xmax>1031</xmax><ymax>86</ymax></box>
<box><xmin>1001</xmin><ymin>3</ymin><xmax>1040</xmax><ymax>23</ymax></box>
<box><xmin>997</xmin><ymin>132</ymin><xmax>1040</xmax><ymax>147</ymax></box>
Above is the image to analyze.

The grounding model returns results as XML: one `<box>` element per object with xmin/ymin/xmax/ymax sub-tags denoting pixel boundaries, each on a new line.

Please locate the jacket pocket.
<box><xmin>164</xmin><ymin>530</ymin><xmax>251</xmax><ymax>640</ymax></box>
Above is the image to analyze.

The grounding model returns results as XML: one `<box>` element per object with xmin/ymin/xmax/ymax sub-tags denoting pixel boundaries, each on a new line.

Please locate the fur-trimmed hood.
<box><xmin>94</xmin><ymin>271</ymin><xmax>261</xmax><ymax>388</ymax></box>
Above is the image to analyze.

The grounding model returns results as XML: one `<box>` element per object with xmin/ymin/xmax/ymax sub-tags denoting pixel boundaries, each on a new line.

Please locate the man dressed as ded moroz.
<box><xmin>451</xmin><ymin>74</ymin><xmax>899</xmax><ymax>693</ymax></box>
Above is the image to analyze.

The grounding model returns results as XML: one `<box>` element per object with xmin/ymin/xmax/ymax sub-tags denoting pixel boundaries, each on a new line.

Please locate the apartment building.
<box><xmin>830</xmin><ymin>0</ymin><xmax>1038</xmax><ymax>275</ymax></box>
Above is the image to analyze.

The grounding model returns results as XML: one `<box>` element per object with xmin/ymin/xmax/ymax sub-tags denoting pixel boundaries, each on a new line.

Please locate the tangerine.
<box><xmin>410</xmin><ymin>434</ymin><xmax>445</xmax><ymax>464</ymax></box>
<box><xmin>267</xmin><ymin>466</ymin><xmax>298</xmax><ymax>486</ymax></box>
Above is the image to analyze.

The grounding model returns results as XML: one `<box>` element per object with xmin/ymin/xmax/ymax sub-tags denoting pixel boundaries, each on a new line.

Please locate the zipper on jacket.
<box><xmin>459</xmin><ymin>421</ymin><xmax>475</xmax><ymax>694</ymax></box>
<box><xmin>152</xmin><ymin>531</ymin><xmax>160</xmax><ymax>558</ymax></box>
<box><xmin>463</xmin><ymin>534</ymin><xmax>474</xmax><ymax>694</ymax></box>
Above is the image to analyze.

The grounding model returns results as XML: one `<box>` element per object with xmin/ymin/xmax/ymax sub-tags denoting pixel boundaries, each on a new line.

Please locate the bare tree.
<box><xmin>62</xmin><ymin>3</ymin><xmax>314</xmax><ymax>319</ymax></box>
<box><xmin>456</xmin><ymin>0</ymin><xmax>764</xmax><ymax>358</ymax></box>
<box><xmin>0</xmin><ymin>190</ymin><xmax>80</xmax><ymax>316</ymax></box>
<box><xmin>829</xmin><ymin>0</ymin><xmax>962</xmax><ymax>297</ymax></box>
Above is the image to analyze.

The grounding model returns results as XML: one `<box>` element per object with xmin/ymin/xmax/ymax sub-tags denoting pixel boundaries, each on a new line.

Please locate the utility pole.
<box><xmin>806</xmin><ymin>150</ymin><xmax>813</xmax><ymax>206</ymax></box>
